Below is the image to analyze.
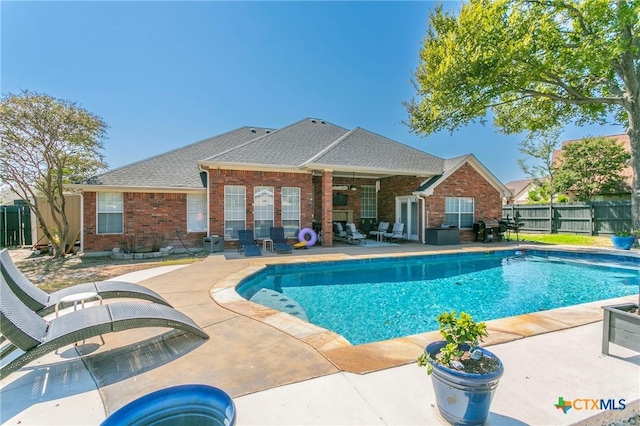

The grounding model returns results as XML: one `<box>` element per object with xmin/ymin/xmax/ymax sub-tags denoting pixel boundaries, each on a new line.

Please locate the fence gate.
<box><xmin>0</xmin><ymin>203</ymin><xmax>32</xmax><ymax>247</ymax></box>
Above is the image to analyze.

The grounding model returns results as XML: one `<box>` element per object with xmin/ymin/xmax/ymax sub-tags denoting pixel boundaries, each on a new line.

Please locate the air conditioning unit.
<box><xmin>332</xmin><ymin>185</ymin><xmax>349</xmax><ymax>191</ymax></box>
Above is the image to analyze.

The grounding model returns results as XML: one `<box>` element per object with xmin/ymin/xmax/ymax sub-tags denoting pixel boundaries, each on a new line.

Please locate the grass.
<box><xmin>15</xmin><ymin>252</ymin><xmax>205</xmax><ymax>292</ymax></box>
<box><xmin>517</xmin><ymin>233</ymin><xmax>613</xmax><ymax>247</ymax></box>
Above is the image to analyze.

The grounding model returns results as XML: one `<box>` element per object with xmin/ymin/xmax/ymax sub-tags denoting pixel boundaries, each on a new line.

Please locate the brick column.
<box><xmin>322</xmin><ymin>170</ymin><xmax>333</xmax><ymax>247</ymax></box>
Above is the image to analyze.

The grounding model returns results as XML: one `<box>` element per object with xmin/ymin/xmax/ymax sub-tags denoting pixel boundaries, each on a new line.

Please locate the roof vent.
<box><xmin>250</xmin><ymin>128</ymin><xmax>256</xmax><ymax>133</ymax></box>
<box><xmin>321</xmin><ymin>120</ymin><xmax>326</xmax><ymax>124</ymax></box>
<box><xmin>310</xmin><ymin>119</ymin><xmax>316</xmax><ymax>123</ymax></box>
<box><xmin>265</xmin><ymin>129</ymin><xmax>271</xmax><ymax>133</ymax></box>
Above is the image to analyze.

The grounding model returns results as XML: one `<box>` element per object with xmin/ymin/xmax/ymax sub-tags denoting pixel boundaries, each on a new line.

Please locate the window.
<box><xmin>281</xmin><ymin>187</ymin><xmax>300</xmax><ymax>238</ymax></box>
<box><xmin>360</xmin><ymin>185</ymin><xmax>377</xmax><ymax>219</ymax></box>
<box><xmin>187</xmin><ymin>193</ymin><xmax>207</xmax><ymax>233</ymax></box>
<box><xmin>224</xmin><ymin>186</ymin><xmax>246</xmax><ymax>239</ymax></box>
<box><xmin>254</xmin><ymin>186</ymin><xmax>274</xmax><ymax>238</ymax></box>
<box><xmin>97</xmin><ymin>192</ymin><xmax>123</xmax><ymax>234</ymax></box>
<box><xmin>445</xmin><ymin>197</ymin><xmax>474</xmax><ymax>228</ymax></box>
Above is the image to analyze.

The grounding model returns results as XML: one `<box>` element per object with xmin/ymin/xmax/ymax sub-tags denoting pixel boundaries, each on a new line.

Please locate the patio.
<box><xmin>1</xmin><ymin>241</ymin><xmax>638</xmax><ymax>425</ymax></box>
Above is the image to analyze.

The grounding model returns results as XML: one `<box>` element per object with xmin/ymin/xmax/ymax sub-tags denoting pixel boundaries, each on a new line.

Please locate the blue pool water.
<box><xmin>237</xmin><ymin>250</ymin><xmax>640</xmax><ymax>345</ymax></box>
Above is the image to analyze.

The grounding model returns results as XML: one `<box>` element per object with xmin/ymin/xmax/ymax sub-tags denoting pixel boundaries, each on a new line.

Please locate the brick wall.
<box><xmin>427</xmin><ymin>163</ymin><xmax>502</xmax><ymax>242</ymax></box>
<box><xmin>209</xmin><ymin>169</ymin><xmax>314</xmax><ymax>248</ymax></box>
<box><xmin>377</xmin><ymin>175</ymin><xmax>423</xmax><ymax>223</ymax></box>
<box><xmin>83</xmin><ymin>192</ymin><xmax>201</xmax><ymax>252</ymax></box>
<box><xmin>81</xmin><ymin>163</ymin><xmax>501</xmax><ymax>251</ymax></box>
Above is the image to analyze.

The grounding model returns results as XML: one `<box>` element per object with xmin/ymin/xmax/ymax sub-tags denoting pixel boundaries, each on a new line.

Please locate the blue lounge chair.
<box><xmin>269</xmin><ymin>227</ymin><xmax>293</xmax><ymax>254</ymax></box>
<box><xmin>237</xmin><ymin>230</ymin><xmax>262</xmax><ymax>257</ymax></box>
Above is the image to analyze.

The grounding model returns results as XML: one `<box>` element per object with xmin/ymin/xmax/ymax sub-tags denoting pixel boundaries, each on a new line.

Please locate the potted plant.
<box><xmin>611</xmin><ymin>229</ymin><xmax>635</xmax><ymax>250</ymax></box>
<box><xmin>417</xmin><ymin>311</ymin><xmax>503</xmax><ymax>426</ymax></box>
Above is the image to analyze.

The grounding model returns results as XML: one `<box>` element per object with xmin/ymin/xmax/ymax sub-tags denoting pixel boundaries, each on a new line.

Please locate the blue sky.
<box><xmin>2</xmin><ymin>1</ymin><xmax>625</xmax><ymax>184</ymax></box>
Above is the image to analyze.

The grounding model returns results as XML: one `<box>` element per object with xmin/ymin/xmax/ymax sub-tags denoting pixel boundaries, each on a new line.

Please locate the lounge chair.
<box><xmin>345</xmin><ymin>223</ymin><xmax>367</xmax><ymax>245</ymax></box>
<box><xmin>237</xmin><ymin>230</ymin><xmax>262</xmax><ymax>257</ymax></box>
<box><xmin>383</xmin><ymin>222</ymin><xmax>405</xmax><ymax>243</ymax></box>
<box><xmin>269</xmin><ymin>227</ymin><xmax>293</xmax><ymax>254</ymax></box>
<box><xmin>369</xmin><ymin>222</ymin><xmax>389</xmax><ymax>241</ymax></box>
<box><xmin>332</xmin><ymin>222</ymin><xmax>347</xmax><ymax>241</ymax></box>
<box><xmin>0</xmin><ymin>248</ymin><xmax>172</xmax><ymax>317</ymax></box>
<box><xmin>0</xmin><ymin>275</ymin><xmax>208</xmax><ymax>379</ymax></box>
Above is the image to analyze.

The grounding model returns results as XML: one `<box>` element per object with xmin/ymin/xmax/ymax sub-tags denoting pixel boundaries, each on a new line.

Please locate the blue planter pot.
<box><xmin>426</xmin><ymin>341</ymin><xmax>504</xmax><ymax>426</ymax></box>
<box><xmin>611</xmin><ymin>236</ymin><xmax>635</xmax><ymax>250</ymax></box>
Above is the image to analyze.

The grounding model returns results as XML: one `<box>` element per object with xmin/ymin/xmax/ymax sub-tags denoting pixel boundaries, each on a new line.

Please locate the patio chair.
<box><xmin>345</xmin><ymin>223</ymin><xmax>367</xmax><ymax>245</ymax></box>
<box><xmin>369</xmin><ymin>222</ymin><xmax>389</xmax><ymax>241</ymax></box>
<box><xmin>237</xmin><ymin>230</ymin><xmax>262</xmax><ymax>257</ymax></box>
<box><xmin>383</xmin><ymin>222</ymin><xmax>405</xmax><ymax>243</ymax></box>
<box><xmin>0</xmin><ymin>248</ymin><xmax>172</xmax><ymax>317</ymax></box>
<box><xmin>269</xmin><ymin>227</ymin><xmax>293</xmax><ymax>254</ymax></box>
<box><xmin>0</xmin><ymin>275</ymin><xmax>209</xmax><ymax>380</ymax></box>
<box><xmin>332</xmin><ymin>222</ymin><xmax>347</xmax><ymax>241</ymax></box>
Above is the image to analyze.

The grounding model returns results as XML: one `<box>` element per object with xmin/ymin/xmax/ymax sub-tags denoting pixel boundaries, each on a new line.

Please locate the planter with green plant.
<box><xmin>417</xmin><ymin>311</ymin><xmax>503</xmax><ymax>426</ymax></box>
<box><xmin>611</xmin><ymin>230</ymin><xmax>635</xmax><ymax>250</ymax></box>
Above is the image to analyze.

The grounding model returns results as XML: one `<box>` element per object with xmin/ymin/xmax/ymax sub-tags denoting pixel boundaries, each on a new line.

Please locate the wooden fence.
<box><xmin>0</xmin><ymin>203</ymin><xmax>32</xmax><ymax>247</ymax></box>
<box><xmin>502</xmin><ymin>201</ymin><xmax>632</xmax><ymax>235</ymax></box>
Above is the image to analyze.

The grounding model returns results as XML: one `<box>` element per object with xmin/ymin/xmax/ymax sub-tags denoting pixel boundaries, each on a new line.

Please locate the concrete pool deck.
<box><xmin>1</xmin><ymin>242</ymin><xmax>639</xmax><ymax>425</ymax></box>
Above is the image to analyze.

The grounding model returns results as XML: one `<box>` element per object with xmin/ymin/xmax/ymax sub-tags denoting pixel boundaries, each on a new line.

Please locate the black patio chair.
<box><xmin>237</xmin><ymin>230</ymin><xmax>262</xmax><ymax>257</ymax></box>
<box><xmin>0</xmin><ymin>248</ymin><xmax>172</xmax><ymax>317</ymax></box>
<box><xmin>269</xmin><ymin>227</ymin><xmax>293</xmax><ymax>254</ymax></box>
<box><xmin>0</xmin><ymin>275</ymin><xmax>209</xmax><ymax>379</ymax></box>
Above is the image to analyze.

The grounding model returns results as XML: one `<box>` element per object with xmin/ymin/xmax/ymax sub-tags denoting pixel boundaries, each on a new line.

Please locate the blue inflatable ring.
<box><xmin>298</xmin><ymin>228</ymin><xmax>317</xmax><ymax>247</ymax></box>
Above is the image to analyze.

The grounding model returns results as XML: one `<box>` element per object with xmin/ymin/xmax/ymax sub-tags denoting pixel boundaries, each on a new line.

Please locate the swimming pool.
<box><xmin>236</xmin><ymin>249</ymin><xmax>639</xmax><ymax>345</ymax></box>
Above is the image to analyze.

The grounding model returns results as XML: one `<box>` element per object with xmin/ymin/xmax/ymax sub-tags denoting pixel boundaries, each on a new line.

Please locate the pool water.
<box><xmin>237</xmin><ymin>250</ymin><xmax>639</xmax><ymax>345</ymax></box>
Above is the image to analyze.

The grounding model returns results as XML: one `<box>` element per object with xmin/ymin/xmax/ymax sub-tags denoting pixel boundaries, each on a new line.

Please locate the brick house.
<box><xmin>69</xmin><ymin>118</ymin><xmax>510</xmax><ymax>252</ymax></box>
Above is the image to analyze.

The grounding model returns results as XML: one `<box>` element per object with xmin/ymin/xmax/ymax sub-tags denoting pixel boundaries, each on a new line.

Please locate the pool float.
<box><xmin>297</xmin><ymin>228</ymin><xmax>317</xmax><ymax>247</ymax></box>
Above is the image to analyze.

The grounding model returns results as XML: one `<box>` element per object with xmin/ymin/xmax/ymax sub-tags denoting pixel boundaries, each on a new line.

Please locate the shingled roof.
<box><xmin>303</xmin><ymin>127</ymin><xmax>443</xmax><ymax>175</ymax></box>
<box><xmin>78</xmin><ymin>127</ymin><xmax>270</xmax><ymax>189</ymax></box>
<box><xmin>73</xmin><ymin>118</ymin><xmax>472</xmax><ymax>191</ymax></box>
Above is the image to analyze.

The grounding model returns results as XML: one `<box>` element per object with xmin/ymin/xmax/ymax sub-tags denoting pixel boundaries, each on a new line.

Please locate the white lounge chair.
<box><xmin>369</xmin><ymin>222</ymin><xmax>389</xmax><ymax>241</ymax></box>
<box><xmin>345</xmin><ymin>223</ymin><xmax>367</xmax><ymax>245</ymax></box>
<box><xmin>383</xmin><ymin>223</ymin><xmax>405</xmax><ymax>243</ymax></box>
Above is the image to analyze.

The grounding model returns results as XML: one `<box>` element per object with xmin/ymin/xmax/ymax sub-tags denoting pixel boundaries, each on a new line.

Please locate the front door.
<box><xmin>396</xmin><ymin>196</ymin><xmax>419</xmax><ymax>241</ymax></box>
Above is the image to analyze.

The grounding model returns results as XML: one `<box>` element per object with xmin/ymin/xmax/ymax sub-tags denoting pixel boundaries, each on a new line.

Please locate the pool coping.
<box><xmin>210</xmin><ymin>245</ymin><xmax>640</xmax><ymax>374</ymax></box>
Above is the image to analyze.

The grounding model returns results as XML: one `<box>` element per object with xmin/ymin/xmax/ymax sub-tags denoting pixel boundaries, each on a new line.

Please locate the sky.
<box><xmin>1</xmin><ymin>1</ymin><xmax>626</xmax><ymax>184</ymax></box>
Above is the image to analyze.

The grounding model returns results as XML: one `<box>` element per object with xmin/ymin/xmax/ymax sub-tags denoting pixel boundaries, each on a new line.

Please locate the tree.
<box><xmin>518</xmin><ymin>127</ymin><xmax>562</xmax><ymax>202</ymax></box>
<box><xmin>554</xmin><ymin>136</ymin><xmax>631</xmax><ymax>201</ymax></box>
<box><xmin>405</xmin><ymin>0</ymin><xmax>640</xmax><ymax>229</ymax></box>
<box><xmin>0</xmin><ymin>90</ymin><xmax>108</xmax><ymax>257</ymax></box>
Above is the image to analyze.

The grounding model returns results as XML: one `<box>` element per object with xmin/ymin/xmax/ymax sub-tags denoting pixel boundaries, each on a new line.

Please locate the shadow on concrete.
<box><xmin>0</xmin><ymin>358</ymin><xmax>97</xmax><ymax>422</ymax></box>
<box><xmin>80</xmin><ymin>330</ymin><xmax>207</xmax><ymax>387</ymax></box>
<box><xmin>0</xmin><ymin>331</ymin><xmax>205</xmax><ymax>423</ymax></box>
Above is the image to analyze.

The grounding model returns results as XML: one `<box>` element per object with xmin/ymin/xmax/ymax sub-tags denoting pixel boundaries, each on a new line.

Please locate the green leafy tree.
<box><xmin>526</xmin><ymin>185</ymin><xmax>552</xmax><ymax>204</ymax></box>
<box><xmin>0</xmin><ymin>90</ymin><xmax>108</xmax><ymax>257</ymax></box>
<box><xmin>518</xmin><ymin>127</ymin><xmax>561</xmax><ymax>202</ymax></box>
<box><xmin>406</xmin><ymin>0</ymin><xmax>640</xmax><ymax>229</ymax></box>
<box><xmin>554</xmin><ymin>136</ymin><xmax>631</xmax><ymax>201</ymax></box>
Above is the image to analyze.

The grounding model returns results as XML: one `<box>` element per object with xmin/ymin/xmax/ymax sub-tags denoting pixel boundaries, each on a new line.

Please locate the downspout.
<box><xmin>199</xmin><ymin>165</ymin><xmax>210</xmax><ymax>237</ymax></box>
<box><xmin>414</xmin><ymin>192</ymin><xmax>427</xmax><ymax>244</ymax></box>
<box><xmin>79</xmin><ymin>191</ymin><xmax>84</xmax><ymax>252</ymax></box>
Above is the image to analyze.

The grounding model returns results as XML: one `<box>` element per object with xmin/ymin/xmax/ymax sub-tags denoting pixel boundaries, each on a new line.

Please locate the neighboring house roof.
<box><xmin>504</xmin><ymin>178</ymin><xmax>535</xmax><ymax>201</ymax></box>
<box><xmin>415</xmin><ymin>154</ymin><xmax>511</xmax><ymax>198</ymax></box>
<box><xmin>70</xmin><ymin>118</ymin><xmax>503</xmax><ymax>193</ymax></box>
